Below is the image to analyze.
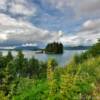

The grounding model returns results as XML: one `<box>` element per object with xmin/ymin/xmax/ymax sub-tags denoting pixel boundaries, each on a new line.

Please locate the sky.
<box><xmin>0</xmin><ymin>0</ymin><xmax>100</xmax><ymax>47</ymax></box>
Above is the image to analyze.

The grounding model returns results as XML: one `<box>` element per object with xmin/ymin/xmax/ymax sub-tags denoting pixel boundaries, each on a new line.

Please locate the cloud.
<box><xmin>74</xmin><ymin>0</ymin><xmax>100</xmax><ymax>17</ymax></box>
<box><xmin>0</xmin><ymin>0</ymin><xmax>37</xmax><ymax>18</ymax></box>
<box><xmin>22</xmin><ymin>43</ymin><xmax>38</xmax><ymax>47</ymax></box>
<box><xmin>60</xmin><ymin>19</ymin><xmax>100</xmax><ymax>46</ymax></box>
<box><xmin>0</xmin><ymin>34</ymin><xmax>7</xmax><ymax>40</ymax></box>
<box><xmin>9</xmin><ymin>0</ymin><xmax>37</xmax><ymax>16</ymax></box>
<box><xmin>0</xmin><ymin>12</ymin><xmax>99</xmax><ymax>46</ymax></box>
<box><xmin>82</xmin><ymin>19</ymin><xmax>100</xmax><ymax>31</ymax></box>
<box><xmin>44</xmin><ymin>0</ymin><xmax>68</xmax><ymax>10</ymax></box>
<box><xmin>0</xmin><ymin>0</ymin><xmax>7</xmax><ymax>11</ymax></box>
<box><xmin>0</xmin><ymin>13</ymin><xmax>61</xmax><ymax>44</ymax></box>
<box><xmin>0</xmin><ymin>0</ymin><xmax>99</xmax><ymax>47</ymax></box>
<box><xmin>44</xmin><ymin>0</ymin><xmax>100</xmax><ymax>18</ymax></box>
<box><xmin>60</xmin><ymin>33</ymin><xmax>100</xmax><ymax>46</ymax></box>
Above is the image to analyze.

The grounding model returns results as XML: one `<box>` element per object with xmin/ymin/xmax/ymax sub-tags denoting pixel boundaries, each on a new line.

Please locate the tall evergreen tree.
<box><xmin>28</xmin><ymin>57</ymin><xmax>40</xmax><ymax>78</ymax></box>
<box><xmin>6</xmin><ymin>51</ymin><xmax>13</xmax><ymax>65</ymax></box>
<box><xmin>15</xmin><ymin>51</ymin><xmax>25</xmax><ymax>76</ymax></box>
<box><xmin>1</xmin><ymin>66</ymin><xmax>14</xmax><ymax>95</ymax></box>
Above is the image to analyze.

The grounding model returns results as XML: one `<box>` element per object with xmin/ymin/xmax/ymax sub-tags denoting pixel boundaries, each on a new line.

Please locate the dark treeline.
<box><xmin>45</xmin><ymin>42</ymin><xmax>63</xmax><ymax>54</ymax></box>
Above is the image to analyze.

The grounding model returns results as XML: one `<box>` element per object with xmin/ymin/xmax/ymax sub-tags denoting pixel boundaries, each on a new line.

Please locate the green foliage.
<box><xmin>28</xmin><ymin>57</ymin><xmax>40</xmax><ymax>78</ymax></box>
<box><xmin>6</xmin><ymin>51</ymin><xmax>13</xmax><ymax>64</ymax></box>
<box><xmin>0</xmin><ymin>54</ymin><xmax>6</xmax><ymax>69</ymax></box>
<box><xmin>10</xmin><ymin>56</ymin><xmax>100</xmax><ymax>100</ymax></box>
<box><xmin>14</xmin><ymin>51</ymin><xmax>28</xmax><ymax>77</ymax></box>
<box><xmin>47</xmin><ymin>59</ymin><xmax>56</xmax><ymax>98</ymax></box>
<box><xmin>45</xmin><ymin>42</ymin><xmax>63</xmax><ymax>54</ymax></box>
<box><xmin>87</xmin><ymin>41</ymin><xmax>100</xmax><ymax>57</ymax></box>
<box><xmin>73</xmin><ymin>41</ymin><xmax>100</xmax><ymax>64</ymax></box>
<box><xmin>12</xmin><ymin>78</ymin><xmax>49</xmax><ymax>100</ymax></box>
<box><xmin>0</xmin><ymin>42</ymin><xmax>100</xmax><ymax>100</ymax></box>
<box><xmin>0</xmin><ymin>91</ymin><xmax>8</xmax><ymax>100</ymax></box>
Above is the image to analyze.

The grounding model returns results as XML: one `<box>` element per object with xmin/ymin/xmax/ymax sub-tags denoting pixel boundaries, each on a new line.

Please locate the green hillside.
<box><xmin>0</xmin><ymin>41</ymin><xmax>100</xmax><ymax>100</ymax></box>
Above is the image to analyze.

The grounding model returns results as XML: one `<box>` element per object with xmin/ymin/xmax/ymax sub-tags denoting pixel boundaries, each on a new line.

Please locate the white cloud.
<box><xmin>0</xmin><ymin>0</ymin><xmax>37</xmax><ymax>18</ymax></box>
<box><xmin>60</xmin><ymin>33</ymin><xmax>100</xmax><ymax>46</ymax></box>
<box><xmin>0</xmin><ymin>0</ymin><xmax>7</xmax><ymax>10</ymax></box>
<box><xmin>60</xmin><ymin>19</ymin><xmax>100</xmax><ymax>46</ymax></box>
<box><xmin>74</xmin><ymin>0</ymin><xmax>100</xmax><ymax>17</ymax></box>
<box><xmin>9</xmin><ymin>0</ymin><xmax>37</xmax><ymax>16</ymax></box>
<box><xmin>0</xmin><ymin>0</ymin><xmax>100</xmax><ymax>47</ymax></box>
<box><xmin>22</xmin><ymin>43</ymin><xmax>38</xmax><ymax>47</ymax></box>
<box><xmin>0</xmin><ymin>0</ymin><xmax>6</xmax><ymax>4</ymax></box>
<box><xmin>0</xmin><ymin>13</ymin><xmax>99</xmax><ymax>46</ymax></box>
<box><xmin>0</xmin><ymin>34</ymin><xmax>7</xmax><ymax>40</ymax></box>
<box><xmin>0</xmin><ymin>13</ymin><xmax>61</xmax><ymax>44</ymax></box>
<box><xmin>82</xmin><ymin>19</ymin><xmax>100</xmax><ymax>31</ymax></box>
<box><xmin>45</xmin><ymin>0</ymin><xmax>100</xmax><ymax>17</ymax></box>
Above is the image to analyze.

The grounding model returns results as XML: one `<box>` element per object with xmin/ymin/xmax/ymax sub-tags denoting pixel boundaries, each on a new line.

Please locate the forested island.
<box><xmin>0</xmin><ymin>41</ymin><xmax>100</xmax><ymax>100</ymax></box>
<box><xmin>45</xmin><ymin>42</ymin><xmax>63</xmax><ymax>54</ymax></box>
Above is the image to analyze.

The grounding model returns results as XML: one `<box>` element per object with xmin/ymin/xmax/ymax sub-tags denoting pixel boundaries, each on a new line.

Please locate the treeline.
<box><xmin>0</xmin><ymin>51</ymin><xmax>57</xmax><ymax>98</ymax></box>
<box><xmin>0</xmin><ymin>41</ymin><xmax>100</xmax><ymax>100</ymax></box>
<box><xmin>73</xmin><ymin>40</ymin><xmax>100</xmax><ymax>64</ymax></box>
<box><xmin>45</xmin><ymin>42</ymin><xmax>63</xmax><ymax>54</ymax></box>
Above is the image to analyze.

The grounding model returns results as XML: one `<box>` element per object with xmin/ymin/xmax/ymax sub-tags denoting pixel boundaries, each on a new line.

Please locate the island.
<box><xmin>45</xmin><ymin>42</ymin><xmax>63</xmax><ymax>54</ymax></box>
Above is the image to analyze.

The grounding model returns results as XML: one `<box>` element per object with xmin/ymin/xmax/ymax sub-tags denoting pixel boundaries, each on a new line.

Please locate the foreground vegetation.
<box><xmin>0</xmin><ymin>41</ymin><xmax>100</xmax><ymax>100</ymax></box>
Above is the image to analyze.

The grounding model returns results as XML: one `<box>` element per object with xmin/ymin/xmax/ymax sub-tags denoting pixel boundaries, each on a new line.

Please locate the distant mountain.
<box><xmin>14</xmin><ymin>45</ymin><xmax>40</xmax><ymax>51</ymax></box>
<box><xmin>0</xmin><ymin>42</ymin><xmax>91</xmax><ymax>51</ymax></box>
<box><xmin>0</xmin><ymin>40</ymin><xmax>21</xmax><ymax>47</ymax></box>
<box><xmin>0</xmin><ymin>41</ymin><xmax>44</xmax><ymax>50</ymax></box>
<box><xmin>64</xmin><ymin>45</ymin><xmax>91</xmax><ymax>50</ymax></box>
<box><xmin>0</xmin><ymin>45</ymin><xmax>40</xmax><ymax>51</ymax></box>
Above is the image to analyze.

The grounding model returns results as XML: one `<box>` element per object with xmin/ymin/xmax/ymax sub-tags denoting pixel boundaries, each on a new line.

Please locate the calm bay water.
<box><xmin>1</xmin><ymin>50</ymin><xmax>85</xmax><ymax>66</ymax></box>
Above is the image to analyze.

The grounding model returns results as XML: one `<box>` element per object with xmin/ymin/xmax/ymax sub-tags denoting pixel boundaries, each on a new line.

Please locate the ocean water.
<box><xmin>1</xmin><ymin>50</ymin><xmax>85</xmax><ymax>66</ymax></box>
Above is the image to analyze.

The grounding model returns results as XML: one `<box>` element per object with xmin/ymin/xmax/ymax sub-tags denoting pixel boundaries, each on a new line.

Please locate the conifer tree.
<box><xmin>16</xmin><ymin>51</ymin><xmax>25</xmax><ymax>76</ymax></box>
<box><xmin>28</xmin><ymin>57</ymin><xmax>40</xmax><ymax>78</ymax></box>
<box><xmin>1</xmin><ymin>66</ymin><xmax>14</xmax><ymax>95</ymax></box>
<box><xmin>6</xmin><ymin>51</ymin><xmax>13</xmax><ymax>63</ymax></box>
<box><xmin>45</xmin><ymin>42</ymin><xmax>63</xmax><ymax>54</ymax></box>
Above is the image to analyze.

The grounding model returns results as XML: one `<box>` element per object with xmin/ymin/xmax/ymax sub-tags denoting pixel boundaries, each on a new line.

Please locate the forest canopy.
<box><xmin>45</xmin><ymin>42</ymin><xmax>63</xmax><ymax>54</ymax></box>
